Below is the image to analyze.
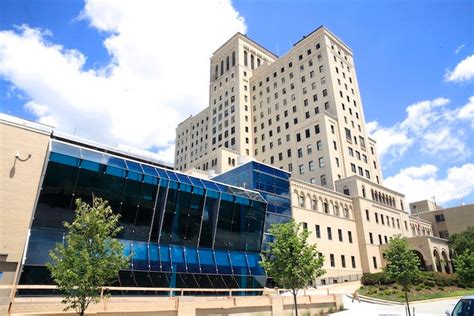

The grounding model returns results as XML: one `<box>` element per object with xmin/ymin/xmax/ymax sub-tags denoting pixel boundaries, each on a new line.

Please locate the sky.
<box><xmin>0</xmin><ymin>0</ymin><xmax>473</xmax><ymax>208</ymax></box>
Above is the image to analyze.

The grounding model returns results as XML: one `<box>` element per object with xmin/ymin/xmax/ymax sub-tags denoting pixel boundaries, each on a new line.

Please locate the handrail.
<box><xmin>0</xmin><ymin>284</ymin><xmax>275</xmax><ymax>298</ymax></box>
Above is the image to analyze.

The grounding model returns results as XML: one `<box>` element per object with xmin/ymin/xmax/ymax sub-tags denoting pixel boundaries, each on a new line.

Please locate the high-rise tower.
<box><xmin>175</xmin><ymin>26</ymin><xmax>383</xmax><ymax>190</ymax></box>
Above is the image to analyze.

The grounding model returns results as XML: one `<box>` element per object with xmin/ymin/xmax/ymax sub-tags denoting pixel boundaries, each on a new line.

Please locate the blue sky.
<box><xmin>0</xmin><ymin>0</ymin><xmax>473</xmax><ymax>207</ymax></box>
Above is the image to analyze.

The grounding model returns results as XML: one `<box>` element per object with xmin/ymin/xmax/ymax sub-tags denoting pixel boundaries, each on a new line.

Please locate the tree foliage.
<box><xmin>47</xmin><ymin>197</ymin><xmax>129</xmax><ymax>316</ymax></box>
<box><xmin>454</xmin><ymin>251</ymin><xmax>474</xmax><ymax>287</ymax></box>
<box><xmin>383</xmin><ymin>236</ymin><xmax>421</xmax><ymax>316</ymax></box>
<box><xmin>449</xmin><ymin>226</ymin><xmax>474</xmax><ymax>256</ymax></box>
<box><xmin>260</xmin><ymin>220</ymin><xmax>325</xmax><ymax>316</ymax></box>
<box><xmin>449</xmin><ymin>227</ymin><xmax>474</xmax><ymax>288</ymax></box>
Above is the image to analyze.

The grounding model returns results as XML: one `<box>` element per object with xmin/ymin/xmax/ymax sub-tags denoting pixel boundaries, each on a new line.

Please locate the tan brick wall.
<box><xmin>0</xmin><ymin>121</ymin><xmax>50</xmax><ymax>291</ymax></box>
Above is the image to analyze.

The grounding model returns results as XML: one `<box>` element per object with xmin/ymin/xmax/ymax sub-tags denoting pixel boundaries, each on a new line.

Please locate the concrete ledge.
<box><xmin>6</xmin><ymin>294</ymin><xmax>343</xmax><ymax>316</ymax></box>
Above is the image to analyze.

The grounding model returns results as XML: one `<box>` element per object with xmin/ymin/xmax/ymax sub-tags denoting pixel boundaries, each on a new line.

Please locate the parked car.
<box><xmin>446</xmin><ymin>296</ymin><xmax>474</xmax><ymax>316</ymax></box>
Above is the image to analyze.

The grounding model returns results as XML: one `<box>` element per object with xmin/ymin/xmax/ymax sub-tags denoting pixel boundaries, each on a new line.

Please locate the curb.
<box><xmin>354</xmin><ymin>294</ymin><xmax>404</xmax><ymax>305</ymax></box>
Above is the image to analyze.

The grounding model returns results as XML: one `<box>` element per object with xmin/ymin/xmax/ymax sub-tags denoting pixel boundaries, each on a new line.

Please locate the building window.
<box><xmin>373</xmin><ymin>257</ymin><xmax>378</xmax><ymax>269</ymax></box>
<box><xmin>299</xmin><ymin>164</ymin><xmax>304</xmax><ymax>174</ymax></box>
<box><xmin>338</xmin><ymin>229</ymin><xmax>343</xmax><ymax>242</ymax></box>
<box><xmin>327</xmin><ymin>227</ymin><xmax>332</xmax><ymax>240</ymax></box>
<box><xmin>365</xmin><ymin>209</ymin><xmax>370</xmax><ymax>221</ymax></box>
<box><xmin>369</xmin><ymin>232</ymin><xmax>373</xmax><ymax>244</ymax></box>
<box><xmin>435</xmin><ymin>214</ymin><xmax>445</xmax><ymax>222</ymax></box>
<box><xmin>316</xmin><ymin>141</ymin><xmax>322</xmax><ymax>150</ymax></box>
<box><xmin>315</xmin><ymin>225</ymin><xmax>321</xmax><ymax>238</ymax></box>
<box><xmin>330</xmin><ymin>254</ymin><xmax>335</xmax><ymax>267</ymax></box>
<box><xmin>321</xmin><ymin>175</ymin><xmax>327</xmax><ymax>186</ymax></box>
<box><xmin>309</xmin><ymin>161</ymin><xmax>315</xmax><ymax>171</ymax></box>
<box><xmin>340</xmin><ymin>185</ymin><xmax>350</xmax><ymax>196</ymax></box>
<box><xmin>378</xmin><ymin>234</ymin><xmax>383</xmax><ymax>245</ymax></box>
<box><xmin>298</xmin><ymin>195</ymin><xmax>305</xmax><ymax>207</ymax></box>
<box><xmin>341</xmin><ymin>255</ymin><xmax>346</xmax><ymax>268</ymax></box>
<box><xmin>351</xmin><ymin>256</ymin><xmax>356</xmax><ymax>268</ymax></box>
<box><xmin>318</xmin><ymin>157</ymin><xmax>324</xmax><ymax>168</ymax></box>
<box><xmin>439</xmin><ymin>230</ymin><xmax>449</xmax><ymax>239</ymax></box>
<box><xmin>303</xmin><ymin>222</ymin><xmax>308</xmax><ymax>231</ymax></box>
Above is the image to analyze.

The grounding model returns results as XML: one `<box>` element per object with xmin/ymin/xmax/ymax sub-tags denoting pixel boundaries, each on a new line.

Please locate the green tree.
<box><xmin>260</xmin><ymin>220</ymin><xmax>325</xmax><ymax>316</ymax></box>
<box><xmin>454</xmin><ymin>251</ymin><xmax>474</xmax><ymax>287</ymax></box>
<box><xmin>47</xmin><ymin>197</ymin><xmax>129</xmax><ymax>316</ymax></box>
<box><xmin>449</xmin><ymin>227</ymin><xmax>474</xmax><ymax>256</ymax></box>
<box><xmin>383</xmin><ymin>236</ymin><xmax>421</xmax><ymax>316</ymax></box>
<box><xmin>449</xmin><ymin>227</ymin><xmax>474</xmax><ymax>287</ymax></box>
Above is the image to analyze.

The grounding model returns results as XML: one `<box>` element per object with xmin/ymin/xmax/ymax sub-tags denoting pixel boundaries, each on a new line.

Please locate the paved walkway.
<box><xmin>281</xmin><ymin>280</ymin><xmax>461</xmax><ymax>316</ymax></box>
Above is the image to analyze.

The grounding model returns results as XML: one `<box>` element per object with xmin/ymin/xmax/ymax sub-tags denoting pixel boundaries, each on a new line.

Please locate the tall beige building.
<box><xmin>175</xmin><ymin>26</ymin><xmax>383</xmax><ymax>190</ymax></box>
<box><xmin>175</xmin><ymin>26</ymin><xmax>455</xmax><ymax>281</ymax></box>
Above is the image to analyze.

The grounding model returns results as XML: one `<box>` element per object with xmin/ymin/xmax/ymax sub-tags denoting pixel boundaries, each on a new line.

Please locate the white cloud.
<box><xmin>0</xmin><ymin>0</ymin><xmax>247</xmax><ymax>164</ymax></box>
<box><xmin>366</xmin><ymin>121</ymin><xmax>412</xmax><ymax>160</ymax></box>
<box><xmin>368</xmin><ymin>97</ymin><xmax>471</xmax><ymax>162</ymax></box>
<box><xmin>455</xmin><ymin>44</ymin><xmax>465</xmax><ymax>54</ymax></box>
<box><xmin>445</xmin><ymin>54</ymin><xmax>474</xmax><ymax>83</ymax></box>
<box><xmin>385</xmin><ymin>163</ymin><xmax>474</xmax><ymax>204</ymax></box>
<box><xmin>457</xmin><ymin>96</ymin><xmax>474</xmax><ymax>127</ymax></box>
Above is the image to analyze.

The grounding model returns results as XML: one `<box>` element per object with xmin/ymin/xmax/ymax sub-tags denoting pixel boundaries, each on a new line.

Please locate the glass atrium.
<box><xmin>20</xmin><ymin>139</ymin><xmax>268</xmax><ymax>293</ymax></box>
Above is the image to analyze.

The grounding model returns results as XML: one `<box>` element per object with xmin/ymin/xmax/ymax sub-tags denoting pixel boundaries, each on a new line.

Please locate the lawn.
<box><xmin>359</xmin><ymin>284</ymin><xmax>474</xmax><ymax>302</ymax></box>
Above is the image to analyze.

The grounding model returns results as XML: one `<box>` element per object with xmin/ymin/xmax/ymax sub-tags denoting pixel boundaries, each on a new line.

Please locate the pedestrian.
<box><xmin>352</xmin><ymin>290</ymin><xmax>361</xmax><ymax>303</ymax></box>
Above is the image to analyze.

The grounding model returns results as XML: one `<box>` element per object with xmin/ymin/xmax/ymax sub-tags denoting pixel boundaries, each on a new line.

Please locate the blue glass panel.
<box><xmin>214</xmin><ymin>182</ymin><xmax>229</xmax><ymax>192</ymax></box>
<box><xmin>159</xmin><ymin>245</ymin><xmax>171</xmax><ymax>272</ymax></box>
<box><xmin>106</xmin><ymin>156</ymin><xmax>127</xmax><ymax>170</ymax></box>
<box><xmin>80</xmin><ymin>159</ymin><xmax>100</xmax><ymax>172</ymax></box>
<box><xmin>49</xmin><ymin>152</ymin><xmax>79</xmax><ymax>167</ymax></box>
<box><xmin>132</xmin><ymin>241</ymin><xmax>148</xmax><ymax>271</ymax></box>
<box><xmin>143</xmin><ymin>174</ymin><xmax>158</xmax><ymax>185</ymax></box>
<box><xmin>165</xmin><ymin>170</ymin><xmax>179</xmax><ymax>182</ymax></box>
<box><xmin>51</xmin><ymin>141</ymin><xmax>81</xmax><ymax>158</ymax></box>
<box><xmin>188</xmin><ymin>176</ymin><xmax>204</xmax><ymax>188</ymax></box>
<box><xmin>80</xmin><ymin>148</ymin><xmax>107</xmax><ymax>165</ymax></box>
<box><xmin>201</xmin><ymin>179</ymin><xmax>220</xmax><ymax>191</ymax></box>
<box><xmin>127</xmin><ymin>170</ymin><xmax>142</xmax><ymax>181</ymax></box>
<box><xmin>105</xmin><ymin>165</ymin><xmax>127</xmax><ymax>178</ymax></box>
<box><xmin>198</xmin><ymin>248</ymin><xmax>216</xmax><ymax>274</ymax></box>
<box><xmin>179</xmin><ymin>183</ymin><xmax>192</xmax><ymax>193</ymax></box>
<box><xmin>235</xmin><ymin>196</ymin><xmax>250</xmax><ymax>206</ymax></box>
<box><xmin>215</xmin><ymin>250</ymin><xmax>232</xmax><ymax>274</ymax></box>
<box><xmin>25</xmin><ymin>229</ymin><xmax>63</xmax><ymax>265</ymax></box>
<box><xmin>220</xmin><ymin>192</ymin><xmax>234</xmax><ymax>202</ymax></box>
<box><xmin>175</xmin><ymin>173</ymin><xmax>192</xmax><ymax>184</ymax></box>
<box><xmin>155</xmin><ymin>167</ymin><xmax>169</xmax><ymax>179</ymax></box>
<box><xmin>230</xmin><ymin>251</ymin><xmax>249</xmax><ymax>276</ymax></box>
<box><xmin>184</xmin><ymin>247</ymin><xmax>200</xmax><ymax>273</ymax></box>
<box><xmin>258</xmin><ymin>164</ymin><xmax>276</xmax><ymax>176</ymax></box>
<box><xmin>141</xmin><ymin>164</ymin><xmax>158</xmax><ymax>176</ymax></box>
<box><xmin>247</xmin><ymin>253</ymin><xmax>265</xmax><ymax>275</ymax></box>
<box><xmin>149</xmin><ymin>243</ymin><xmax>159</xmax><ymax>271</ymax></box>
<box><xmin>171</xmin><ymin>245</ymin><xmax>186</xmax><ymax>273</ymax></box>
<box><xmin>126</xmin><ymin>160</ymin><xmax>143</xmax><ymax>173</ymax></box>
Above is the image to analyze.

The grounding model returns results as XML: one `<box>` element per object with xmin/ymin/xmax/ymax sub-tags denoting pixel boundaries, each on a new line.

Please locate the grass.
<box><xmin>359</xmin><ymin>284</ymin><xmax>474</xmax><ymax>302</ymax></box>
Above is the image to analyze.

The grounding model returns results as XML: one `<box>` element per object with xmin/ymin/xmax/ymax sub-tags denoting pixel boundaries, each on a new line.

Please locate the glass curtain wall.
<box><xmin>212</xmin><ymin>161</ymin><xmax>291</xmax><ymax>248</ymax></box>
<box><xmin>20</xmin><ymin>140</ymin><xmax>268</xmax><ymax>293</ymax></box>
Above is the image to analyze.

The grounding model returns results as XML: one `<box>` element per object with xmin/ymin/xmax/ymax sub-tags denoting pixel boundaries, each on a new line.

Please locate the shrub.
<box><xmin>361</xmin><ymin>272</ymin><xmax>394</xmax><ymax>286</ymax></box>
<box><xmin>421</xmin><ymin>272</ymin><xmax>458</xmax><ymax>287</ymax></box>
<box><xmin>423</xmin><ymin>280</ymin><xmax>435</xmax><ymax>288</ymax></box>
<box><xmin>415</xmin><ymin>285</ymin><xmax>424</xmax><ymax>291</ymax></box>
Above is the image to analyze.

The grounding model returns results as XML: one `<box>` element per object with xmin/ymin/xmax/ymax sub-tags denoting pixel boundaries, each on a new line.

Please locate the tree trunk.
<box><xmin>293</xmin><ymin>292</ymin><xmax>298</xmax><ymax>316</ymax></box>
<box><xmin>405</xmin><ymin>291</ymin><xmax>411</xmax><ymax>316</ymax></box>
